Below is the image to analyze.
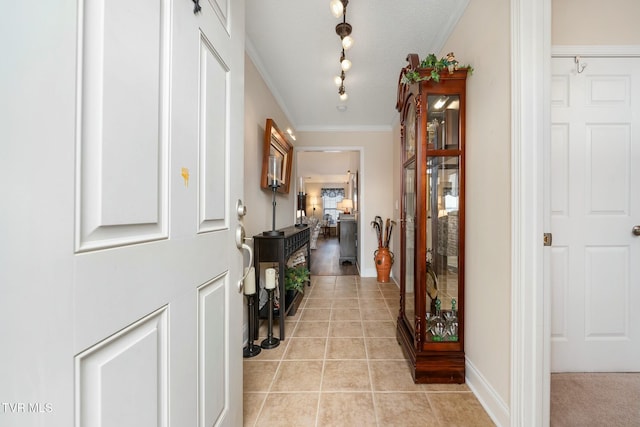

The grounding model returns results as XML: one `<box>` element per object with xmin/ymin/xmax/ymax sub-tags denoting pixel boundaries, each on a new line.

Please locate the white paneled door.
<box><xmin>1</xmin><ymin>0</ymin><xmax>245</xmax><ymax>426</ymax></box>
<box><xmin>550</xmin><ymin>56</ymin><xmax>640</xmax><ymax>372</ymax></box>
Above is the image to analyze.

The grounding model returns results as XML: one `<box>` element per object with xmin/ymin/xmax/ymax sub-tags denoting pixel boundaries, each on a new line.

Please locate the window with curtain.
<box><xmin>321</xmin><ymin>187</ymin><xmax>344</xmax><ymax>225</ymax></box>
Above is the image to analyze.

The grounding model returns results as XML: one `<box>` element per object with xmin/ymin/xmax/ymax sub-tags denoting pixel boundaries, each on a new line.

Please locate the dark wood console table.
<box><xmin>253</xmin><ymin>225</ymin><xmax>310</xmax><ymax>340</ymax></box>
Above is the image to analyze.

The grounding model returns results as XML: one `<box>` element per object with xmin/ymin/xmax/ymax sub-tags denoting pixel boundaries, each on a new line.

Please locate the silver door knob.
<box><xmin>633</xmin><ymin>225</ymin><xmax>640</xmax><ymax>236</ymax></box>
<box><xmin>236</xmin><ymin>199</ymin><xmax>247</xmax><ymax>217</ymax></box>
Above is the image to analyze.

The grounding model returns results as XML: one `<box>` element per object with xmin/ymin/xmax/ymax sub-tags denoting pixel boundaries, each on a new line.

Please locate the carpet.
<box><xmin>550</xmin><ymin>372</ymin><xmax>640</xmax><ymax>426</ymax></box>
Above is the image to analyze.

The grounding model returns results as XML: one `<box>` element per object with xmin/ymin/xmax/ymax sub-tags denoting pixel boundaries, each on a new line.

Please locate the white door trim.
<box><xmin>552</xmin><ymin>45</ymin><xmax>640</xmax><ymax>57</ymax></box>
<box><xmin>510</xmin><ymin>0</ymin><xmax>551</xmax><ymax>425</ymax></box>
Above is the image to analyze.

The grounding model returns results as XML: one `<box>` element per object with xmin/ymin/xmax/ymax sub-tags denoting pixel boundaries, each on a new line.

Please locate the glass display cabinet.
<box><xmin>395</xmin><ymin>54</ymin><xmax>468</xmax><ymax>383</ymax></box>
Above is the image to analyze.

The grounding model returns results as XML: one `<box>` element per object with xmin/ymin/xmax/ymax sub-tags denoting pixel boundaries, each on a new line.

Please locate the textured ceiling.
<box><xmin>246</xmin><ymin>0</ymin><xmax>469</xmax><ymax>131</ymax></box>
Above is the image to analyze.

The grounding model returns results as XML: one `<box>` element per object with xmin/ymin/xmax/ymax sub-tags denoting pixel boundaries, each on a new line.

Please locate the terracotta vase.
<box><xmin>373</xmin><ymin>247</ymin><xmax>394</xmax><ymax>283</ymax></box>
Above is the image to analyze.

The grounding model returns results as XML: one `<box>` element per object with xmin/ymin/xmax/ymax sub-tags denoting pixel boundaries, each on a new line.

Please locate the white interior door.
<box><xmin>1</xmin><ymin>0</ymin><xmax>245</xmax><ymax>426</ymax></box>
<box><xmin>550</xmin><ymin>56</ymin><xmax>640</xmax><ymax>372</ymax></box>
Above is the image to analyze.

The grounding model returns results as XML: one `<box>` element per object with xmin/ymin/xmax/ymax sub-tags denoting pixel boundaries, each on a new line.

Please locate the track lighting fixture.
<box><xmin>329</xmin><ymin>0</ymin><xmax>345</xmax><ymax>18</ymax></box>
<box><xmin>330</xmin><ymin>0</ymin><xmax>352</xmax><ymax>101</ymax></box>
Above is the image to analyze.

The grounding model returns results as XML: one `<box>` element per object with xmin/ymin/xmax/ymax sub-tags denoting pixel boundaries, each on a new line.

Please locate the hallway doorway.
<box><xmin>297</xmin><ymin>148</ymin><xmax>362</xmax><ymax>275</ymax></box>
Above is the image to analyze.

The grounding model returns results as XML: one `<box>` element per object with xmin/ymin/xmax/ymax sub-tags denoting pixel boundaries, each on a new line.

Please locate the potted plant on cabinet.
<box><xmin>401</xmin><ymin>52</ymin><xmax>473</xmax><ymax>84</ymax></box>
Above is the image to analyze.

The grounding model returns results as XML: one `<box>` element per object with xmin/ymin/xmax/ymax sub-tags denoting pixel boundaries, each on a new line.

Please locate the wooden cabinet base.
<box><xmin>397</xmin><ymin>320</ymin><xmax>465</xmax><ymax>384</ymax></box>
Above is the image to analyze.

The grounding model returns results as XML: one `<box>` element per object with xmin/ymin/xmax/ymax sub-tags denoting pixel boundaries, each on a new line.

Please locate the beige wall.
<box><xmin>391</xmin><ymin>121</ymin><xmax>402</xmax><ymax>282</ymax></box>
<box><xmin>244</xmin><ymin>54</ymin><xmax>298</xmax><ymax>239</ymax></box>
<box><xmin>552</xmin><ymin>0</ymin><xmax>640</xmax><ymax>45</ymax></box>
<box><xmin>295</xmin><ymin>131</ymin><xmax>394</xmax><ymax>277</ymax></box>
<box><xmin>440</xmin><ymin>0</ymin><xmax>512</xmax><ymax>409</ymax></box>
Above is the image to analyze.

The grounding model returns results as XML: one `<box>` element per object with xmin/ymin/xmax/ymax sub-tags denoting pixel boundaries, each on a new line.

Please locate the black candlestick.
<box><xmin>264</xmin><ymin>183</ymin><xmax>284</xmax><ymax>236</ymax></box>
<box><xmin>295</xmin><ymin>193</ymin><xmax>306</xmax><ymax>227</ymax></box>
<box><xmin>243</xmin><ymin>294</ymin><xmax>261</xmax><ymax>358</ymax></box>
<box><xmin>261</xmin><ymin>287</ymin><xmax>280</xmax><ymax>349</ymax></box>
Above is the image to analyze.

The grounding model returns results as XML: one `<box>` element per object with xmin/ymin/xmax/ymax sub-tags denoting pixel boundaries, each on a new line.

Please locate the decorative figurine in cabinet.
<box><xmin>395</xmin><ymin>54</ymin><xmax>468</xmax><ymax>383</ymax></box>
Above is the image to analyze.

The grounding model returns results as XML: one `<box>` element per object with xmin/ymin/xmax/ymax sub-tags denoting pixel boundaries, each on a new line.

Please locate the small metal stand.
<box><xmin>263</xmin><ymin>183</ymin><xmax>284</xmax><ymax>236</ymax></box>
<box><xmin>243</xmin><ymin>293</ymin><xmax>261</xmax><ymax>358</ymax></box>
<box><xmin>295</xmin><ymin>193</ymin><xmax>306</xmax><ymax>228</ymax></box>
<box><xmin>261</xmin><ymin>287</ymin><xmax>280</xmax><ymax>349</ymax></box>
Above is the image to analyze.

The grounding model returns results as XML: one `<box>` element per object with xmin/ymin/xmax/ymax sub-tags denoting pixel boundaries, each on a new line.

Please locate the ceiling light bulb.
<box><xmin>329</xmin><ymin>0</ymin><xmax>343</xmax><ymax>18</ymax></box>
<box><xmin>334</xmin><ymin>75</ymin><xmax>342</xmax><ymax>86</ymax></box>
<box><xmin>342</xmin><ymin>36</ymin><xmax>354</xmax><ymax>50</ymax></box>
<box><xmin>341</xmin><ymin>59</ymin><xmax>352</xmax><ymax>71</ymax></box>
<box><xmin>339</xmin><ymin>92</ymin><xmax>348</xmax><ymax>101</ymax></box>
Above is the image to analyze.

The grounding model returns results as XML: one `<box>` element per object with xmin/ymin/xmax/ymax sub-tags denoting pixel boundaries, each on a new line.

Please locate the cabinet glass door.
<box><xmin>425</xmin><ymin>156</ymin><xmax>460</xmax><ymax>342</ymax></box>
<box><xmin>403</xmin><ymin>160</ymin><xmax>416</xmax><ymax>332</ymax></box>
<box><xmin>426</xmin><ymin>95</ymin><xmax>460</xmax><ymax>150</ymax></box>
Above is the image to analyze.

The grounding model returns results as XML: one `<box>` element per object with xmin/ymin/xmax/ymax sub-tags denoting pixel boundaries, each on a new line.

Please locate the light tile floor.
<box><xmin>243</xmin><ymin>275</ymin><xmax>495</xmax><ymax>427</ymax></box>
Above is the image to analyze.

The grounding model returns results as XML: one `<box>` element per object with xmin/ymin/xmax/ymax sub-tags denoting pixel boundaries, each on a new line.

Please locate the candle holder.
<box><xmin>243</xmin><ymin>267</ymin><xmax>261</xmax><ymax>357</ymax></box>
<box><xmin>261</xmin><ymin>285</ymin><xmax>280</xmax><ymax>349</ymax></box>
<box><xmin>295</xmin><ymin>193</ymin><xmax>306</xmax><ymax>228</ymax></box>
<box><xmin>243</xmin><ymin>292</ymin><xmax>262</xmax><ymax>358</ymax></box>
<box><xmin>263</xmin><ymin>183</ymin><xmax>285</xmax><ymax>236</ymax></box>
<box><xmin>264</xmin><ymin>155</ymin><xmax>285</xmax><ymax>236</ymax></box>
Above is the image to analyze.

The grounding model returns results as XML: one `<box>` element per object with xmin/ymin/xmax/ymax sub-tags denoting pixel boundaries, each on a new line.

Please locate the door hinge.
<box><xmin>543</xmin><ymin>233</ymin><xmax>552</xmax><ymax>246</ymax></box>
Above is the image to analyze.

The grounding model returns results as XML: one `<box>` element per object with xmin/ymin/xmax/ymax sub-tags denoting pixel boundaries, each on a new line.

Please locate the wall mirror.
<box><xmin>261</xmin><ymin>118</ymin><xmax>293</xmax><ymax>193</ymax></box>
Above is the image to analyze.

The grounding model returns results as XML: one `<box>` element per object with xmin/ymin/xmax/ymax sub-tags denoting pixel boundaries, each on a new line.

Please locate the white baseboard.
<box><xmin>361</xmin><ymin>267</ymin><xmax>377</xmax><ymax>278</ymax></box>
<box><xmin>466</xmin><ymin>358</ymin><xmax>510</xmax><ymax>427</ymax></box>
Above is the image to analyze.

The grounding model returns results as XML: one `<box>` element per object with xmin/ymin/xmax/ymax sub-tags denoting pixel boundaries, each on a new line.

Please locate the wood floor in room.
<box><xmin>310</xmin><ymin>236</ymin><xmax>359</xmax><ymax>276</ymax></box>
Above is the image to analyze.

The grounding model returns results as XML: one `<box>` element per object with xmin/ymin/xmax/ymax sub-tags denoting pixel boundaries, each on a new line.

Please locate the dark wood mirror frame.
<box><xmin>261</xmin><ymin>118</ymin><xmax>293</xmax><ymax>194</ymax></box>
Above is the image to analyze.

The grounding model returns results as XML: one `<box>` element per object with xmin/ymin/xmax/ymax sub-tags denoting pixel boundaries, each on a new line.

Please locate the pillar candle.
<box><xmin>265</xmin><ymin>268</ymin><xmax>276</xmax><ymax>290</ymax></box>
<box><xmin>243</xmin><ymin>267</ymin><xmax>256</xmax><ymax>295</ymax></box>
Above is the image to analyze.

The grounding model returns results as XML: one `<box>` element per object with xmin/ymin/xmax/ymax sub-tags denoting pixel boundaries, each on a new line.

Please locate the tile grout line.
<box><xmin>314</xmin><ymin>275</ymin><xmax>332</xmax><ymax>427</ymax></box>
<box><xmin>362</xmin><ymin>282</ymin><xmax>382</xmax><ymax>427</ymax></box>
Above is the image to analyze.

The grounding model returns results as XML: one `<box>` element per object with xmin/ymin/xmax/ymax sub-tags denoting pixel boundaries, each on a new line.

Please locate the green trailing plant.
<box><xmin>284</xmin><ymin>265</ymin><xmax>310</xmax><ymax>293</ymax></box>
<box><xmin>401</xmin><ymin>52</ymin><xmax>474</xmax><ymax>85</ymax></box>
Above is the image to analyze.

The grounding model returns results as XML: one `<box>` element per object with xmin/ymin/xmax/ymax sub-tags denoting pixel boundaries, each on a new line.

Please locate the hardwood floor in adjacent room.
<box><xmin>309</xmin><ymin>236</ymin><xmax>359</xmax><ymax>276</ymax></box>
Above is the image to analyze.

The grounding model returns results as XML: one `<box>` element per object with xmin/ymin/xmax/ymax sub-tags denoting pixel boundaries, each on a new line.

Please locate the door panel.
<box><xmin>586</xmin><ymin>125</ymin><xmax>630</xmax><ymax>214</ymax></box>
<box><xmin>584</xmin><ymin>247</ymin><xmax>628</xmax><ymax>339</ymax></box>
<box><xmin>0</xmin><ymin>0</ymin><xmax>244</xmax><ymax>425</ymax></box>
<box><xmin>76</xmin><ymin>0</ymin><xmax>170</xmax><ymax>251</ymax></box>
<box><xmin>199</xmin><ymin>35</ymin><xmax>229</xmax><ymax>231</ymax></box>
<box><xmin>550</xmin><ymin>56</ymin><xmax>640</xmax><ymax>372</ymax></box>
<box><xmin>75</xmin><ymin>308</ymin><xmax>168</xmax><ymax>427</ymax></box>
<box><xmin>198</xmin><ymin>276</ymin><xmax>227</xmax><ymax>426</ymax></box>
